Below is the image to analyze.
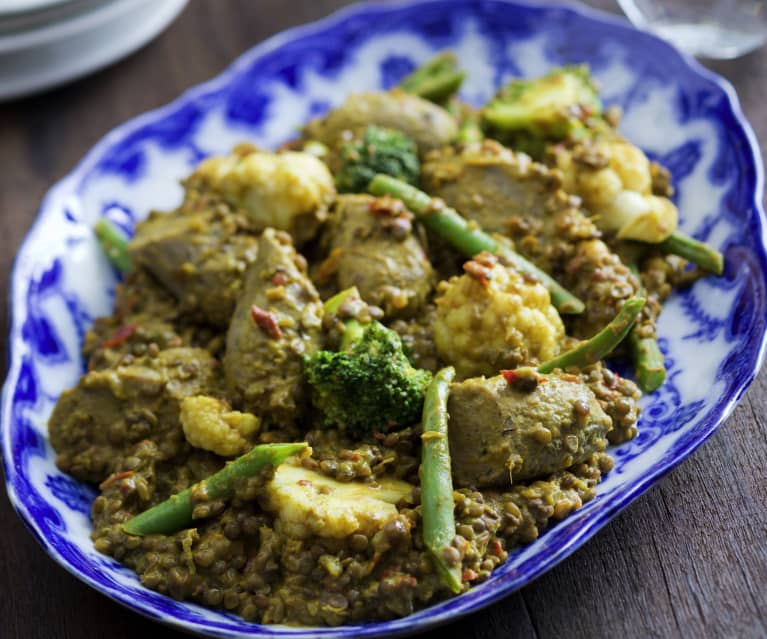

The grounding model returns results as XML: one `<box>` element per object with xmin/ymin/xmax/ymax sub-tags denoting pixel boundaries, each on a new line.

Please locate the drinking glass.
<box><xmin>616</xmin><ymin>0</ymin><xmax>767</xmax><ymax>58</ymax></box>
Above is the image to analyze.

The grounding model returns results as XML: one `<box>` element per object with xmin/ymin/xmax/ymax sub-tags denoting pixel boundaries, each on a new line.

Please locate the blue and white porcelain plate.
<box><xmin>3</xmin><ymin>1</ymin><xmax>766</xmax><ymax>637</ymax></box>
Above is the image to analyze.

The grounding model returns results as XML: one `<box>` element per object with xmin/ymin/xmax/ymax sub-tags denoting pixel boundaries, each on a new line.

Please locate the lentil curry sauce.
<box><xmin>48</xmin><ymin>59</ymin><xmax>719</xmax><ymax>626</ymax></box>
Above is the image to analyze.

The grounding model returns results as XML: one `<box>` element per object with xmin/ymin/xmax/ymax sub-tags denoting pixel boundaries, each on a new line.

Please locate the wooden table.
<box><xmin>1</xmin><ymin>2</ymin><xmax>765</xmax><ymax>637</ymax></box>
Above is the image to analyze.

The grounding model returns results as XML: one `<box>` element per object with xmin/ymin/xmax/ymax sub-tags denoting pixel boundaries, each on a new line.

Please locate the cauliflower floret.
<box><xmin>180</xmin><ymin>395</ymin><xmax>260</xmax><ymax>457</ymax></box>
<box><xmin>604</xmin><ymin>191</ymin><xmax>677</xmax><ymax>242</ymax></box>
<box><xmin>189</xmin><ymin>146</ymin><xmax>335</xmax><ymax>245</ymax></box>
<box><xmin>266</xmin><ymin>464</ymin><xmax>413</xmax><ymax>539</ymax></box>
<box><xmin>433</xmin><ymin>254</ymin><xmax>565</xmax><ymax>378</ymax></box>
<box><xmin>608</xmin><ymin>138</ymin><xmax>651</xmax><ymax>193</ymax></box>
<box><xmin>552</xmin><ymin>136</ymin><xmax>677</xmax><ymax>243</ymax></box>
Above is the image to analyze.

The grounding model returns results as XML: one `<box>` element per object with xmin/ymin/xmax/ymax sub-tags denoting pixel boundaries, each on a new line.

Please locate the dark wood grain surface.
<box><xmin>1</xmin><ymin>2</ymin><xmax>765</xmax><ymax>638</ymax></box>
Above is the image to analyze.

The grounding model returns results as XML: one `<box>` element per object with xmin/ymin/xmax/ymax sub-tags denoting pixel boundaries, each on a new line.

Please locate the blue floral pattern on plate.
<box><xmin>2</xmin><ymin>1</ymin><xmax>766</xmax><ymax>637</ymax></box>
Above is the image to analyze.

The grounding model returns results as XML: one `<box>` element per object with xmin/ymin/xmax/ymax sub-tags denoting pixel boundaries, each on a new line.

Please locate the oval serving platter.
<box><xmin>2</xmin><ymin>1</ymin><xmax>766</xmax><ymax>637</ymax></box>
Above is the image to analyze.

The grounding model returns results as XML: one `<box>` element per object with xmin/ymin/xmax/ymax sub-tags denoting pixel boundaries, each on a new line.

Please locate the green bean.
<box><xmin>630</xmin><ymin>330</ymin><xmax>666</xmax><ymax>392</ymax></box>
<box><xmin>122</xmin><ymin>442</ymin><xmax>307</xmax><ymax>536</ymax></box>
<box><xmin>94</xmin><ymin>218</ymin><xmax>132</xmax><ymax>274</ymax></box>
<box><xmin>659</xmin><ymin>230</ymin><xmax>724</xmax><ymax>275</ymax></box>
<box><xmin>538</xmin><ymin>297</ymin><xmax>645</xmax><ymax>373</ymax></box>
<box><xmin>627</xmin><ymin>263</ymin><xmax>666</xmax><ymax>392</ymax></box>
<box><xmin>420</xmin><ymin>366</ymin><xmax>462</xmax><ymax>594</ymax></box>
<box><xmin>399</xmin><ymin>52</ymin><xmax>465</xmax><ymax>104</ymax></box>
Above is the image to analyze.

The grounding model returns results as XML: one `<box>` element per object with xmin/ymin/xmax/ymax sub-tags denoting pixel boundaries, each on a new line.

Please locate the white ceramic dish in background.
<box><xmin>0</xmin><ymin>0</ymin><xmax>187</xmax><ymax>100</ymax></box>
<box><xmin>0</xmin><ymin>0</ymin><xmax>110</xmax><ymax>36</ymax></box>
<box><xmin>0</xmin><ymin>0</ymin><xmax>72</xmax><ymax>15</ymax></box>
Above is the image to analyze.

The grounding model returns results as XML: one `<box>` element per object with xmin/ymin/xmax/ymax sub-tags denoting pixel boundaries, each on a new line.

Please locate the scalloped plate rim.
<box><xmin>3</xmin><ymin>0</ymin><xmax>766</xmax><ymax>637</ymax></box>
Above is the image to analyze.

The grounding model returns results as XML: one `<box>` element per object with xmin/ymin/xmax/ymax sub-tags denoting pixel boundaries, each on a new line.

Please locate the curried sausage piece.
<box><xmin>303</xmin><ymin>91</ymin><xmax>458</xmax><ymax>155</ymax></box>
<box><xmin>223</xmin><ymin>228</ymin><xmax>323</xmax><ymax>425</ymax></box>
<box><xmin>48</xmin><ymin>347</ymin><xmax>220</xmax><ymax>483</ymax></box>
<box><xmin>447</xmin><ymin>371</ymin><xmax>612</xmax><ymax>488</ymax></box>
<box><xmin>130</xmin><ymin>204</ymin><xmax>259</xmax><ymax>329</ymax></box>
<box><xmin>320</xmin><ymin>194</ymin><xmax>435</xmax><ymax>320</ymax></box>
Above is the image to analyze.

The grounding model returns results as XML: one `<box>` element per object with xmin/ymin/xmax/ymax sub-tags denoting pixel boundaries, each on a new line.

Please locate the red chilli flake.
<box><xmin>462</xmin><ymin>568</ymin><xmax>478</xmax><ymax>582</ymax></box>
<box><xmin>272</xmin><ymin>272</ymin><xmax>288</xmax><ymax>286</ymax></box>
<box><xmin>463</xmin><ymin>260</ymin><xmax>491</xmax><ymax>287</ymax></box>
<box><xmin>100</xmin><ymin>323</ymin><xmax>138</xmax><ymax>348</ymax></box>
<box><xmin>250</xmin><ymin>305</ymin><xmax>283</xmax><ymax>339</ymax></box>
<box><xmin>368</xmin><ymin>195</ymin><xmax>388</xmax><ymax>214</ymax></box>
<box><xmin>369</xmin><ymin>194</ymin><xmax>407</xmax><ymax>217</ymax></box>
<box><xmin>473</xmin><ymin>252</ymin><xmax>498</xmax><ymax>268</ymax></box>
<box><xmin>501</xmin><ymin>369</ymin><xmax>518</xmax><ymax>384</ymax></box>
<box><xmin>99</xmin><ymin>470</ymin><xmax>135</xmax><ymax>491</ymax></box>
<box><xmin>492</xmin><ymin>540</ymin><xmax>504</xmax><ymax>557</ymax></box>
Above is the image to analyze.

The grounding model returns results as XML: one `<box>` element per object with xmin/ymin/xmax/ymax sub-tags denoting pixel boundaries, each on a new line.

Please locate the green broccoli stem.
<box><xmin>323</xmin><ymin>287</ymin><xmax>356</xmax><ymax>315</ymax></box>
<box><xmin>658</xmin><ymin>230</ymin><xmax>724</xmax><ymax>275</ymax></box>
<box><xmin>420</xmin><ymin>366</ymin><xmax>462</xmax><ymax>594</ymax></box>
<box><xmin>94</xmin><ymin>218</ymin><xmax>132</xmax><ymax>274</ymax></box>
<box><xmin>323</xmin><ymin>287</ymin><xmax>366</xmax><ymax>349</ymax></box>
<box><xmin>399</xmin><ymin>52</ymin><xmax>465</xmax><ymax>104</ymax></box>
<box><xmin>537</xmin><ymin>297</ymin><xmax>645</xmax><ymax>373</ymax></box>
<box><xmin>456</xmin><ymin>117</ymin><xmax>484</xmax><ymax>145</ymax></box>
<box><xmin>122</xmin><ymin>443</ymin><xmax>307</xmax><ymax>536</ymax></box>
<box><xmin>368</xmin><ymin>174</ymin><xmax>585</xmax><ymax>315</ymax></box>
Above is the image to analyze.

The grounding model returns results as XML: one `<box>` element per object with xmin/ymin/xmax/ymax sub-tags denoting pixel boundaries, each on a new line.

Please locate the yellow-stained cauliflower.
<box><xmin>433</xmin><ymin>253</ymin><xmax>564</xmax><ymax>378</ymax></box>
<box><xmin>180</xmin><ymin>395</ymin><xmax>260</xmax><ymax>457</ymax></box>
<box><xmin>551</xmin><ymin>135</ymin><xmax>678</xmax><ymax>243</ymax></box>
<box><xmin>187</xmin><ymin>144</ymin><xmax>335</xmax><ymax>245</ymax></box>
<box><xmin>266</xmin><ymin>464</ymin><xmax>414</xmax><ymax>539</ymax></box>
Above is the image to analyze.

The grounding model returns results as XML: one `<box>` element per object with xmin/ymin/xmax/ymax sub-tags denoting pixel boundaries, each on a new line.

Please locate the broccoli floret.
<box><xmin>335</xmin><ymin>125</ymin><xmax>420</xmax><ymax>193</ymax></box>
<box><xmin>304</xmin><ymin>289</ymin><xmax>432</xmax><ymax>435</ymax></box>
<box><xmin>482</xmin><ymin>65</ymin><xmax>602</xmax><ymax>146</ymax></box>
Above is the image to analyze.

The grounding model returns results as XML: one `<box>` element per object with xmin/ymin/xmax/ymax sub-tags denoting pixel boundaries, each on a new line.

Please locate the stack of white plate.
<box><xmin>0</xmin><ymin>0</ymin><xmax>188</xmax><ymax>101</ymax></box>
